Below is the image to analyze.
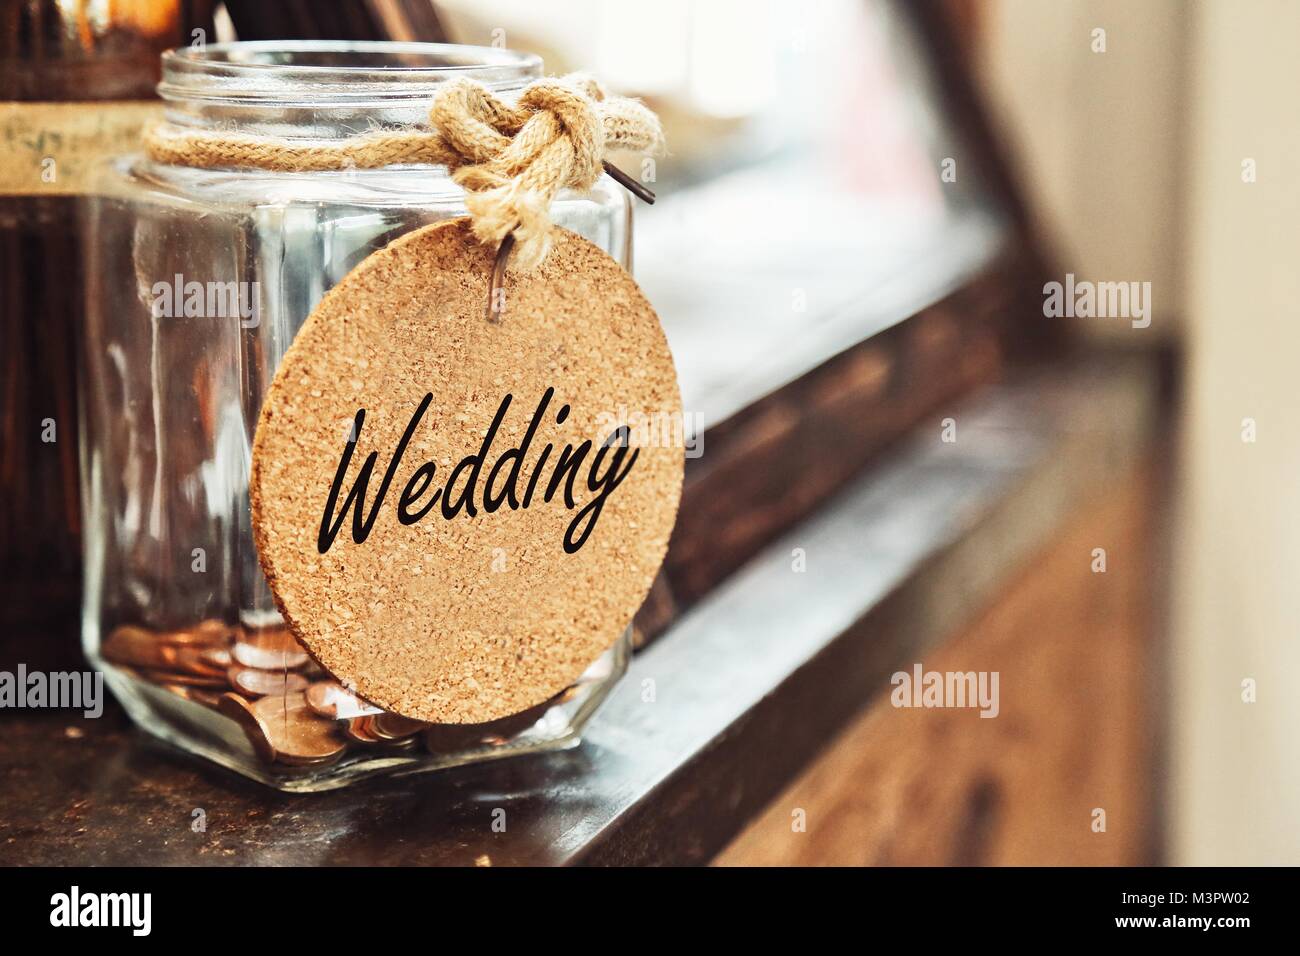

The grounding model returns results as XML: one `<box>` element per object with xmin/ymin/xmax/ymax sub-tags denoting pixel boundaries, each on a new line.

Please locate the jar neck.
<box><xmin>157</xmin><ymin>41</ymin><xmax>543</xmax><ymax>141</ymax></box>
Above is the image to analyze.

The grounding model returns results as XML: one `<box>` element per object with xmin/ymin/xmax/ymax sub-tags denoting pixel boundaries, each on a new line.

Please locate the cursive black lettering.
<box><xmin>317</xmin><ymin>394</ymin><xmax>432</xmax><ymax>553</ymax></box>
<box><xmin>316</xmin><ymin>390</ymin><xmax>645</xmax><ymax>555</ymax></box>
<box><xmin>441</xmin><ymin>393</ymin><xmax>513</xmax><ymax>520</ymax></box>
<box><xmin>397</xmin><ymin>461</ymin><xmax>440</xmax><ymax>524</ymax></box>
<box><xmin>484</xmin><ymin>387</ymin><xmax>552</xmax><ymax>512</ymax></box>
<box><xmin>564</xmin><ymin>426</ymin><xmax>639</xmax><ymax>553</ymax></box>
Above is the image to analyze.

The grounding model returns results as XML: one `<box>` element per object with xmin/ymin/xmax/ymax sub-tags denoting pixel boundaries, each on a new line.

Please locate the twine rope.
<box><xmin>144</xmin><ymin>73</ymin><xmax>662</xmax><ymax>271</ymax></box>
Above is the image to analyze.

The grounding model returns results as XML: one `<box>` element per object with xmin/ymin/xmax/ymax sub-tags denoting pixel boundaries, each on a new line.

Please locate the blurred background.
<box><xmin>2</xmin><ymin>0</ymin><xmax>1295</xmax><ymax>865</ymax></box>
<box><xmin>971</xmin><ymin>0</ymin><xmax>1299</xmax><ymax>867</ymax></box>
<box><xmin>356</xmin><ymin>0</ymin><xmax>1300</xmax><ymax>867</ymax></box>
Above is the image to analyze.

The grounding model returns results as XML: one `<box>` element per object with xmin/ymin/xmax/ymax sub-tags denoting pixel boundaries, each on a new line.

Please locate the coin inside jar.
<box><xmin>344</xmin><ymin>715</ymin><xmax>382</xmax><ymax>744</ymax></box>
<box><xmin>198</xmin><ymin>646</ymin><xmax>233</xmax><ymax>670</ymax></box>
<box><xmin>112</xmin><ymin>616</ymin><xmax>587</xmax><ymax>772</ymax></box>
<box><xmin>232</xmin><ymin>627</ymin><xmax>309</xmax><ymax>671</ymax></box>
<box><xmin>371</xmin><ymin>713</ymin><xmax>428</xmax><ymax>740</ymax></box>
<box><xmin>159</xmin><ymin>619</ymin><xmax>234</xmax><ymax>646</ymax></box>
<box><xmin>250</xmin><ymin>692</ymin><xmax>345</xmax><ymax>766</ymax></box>
<box><xmin>101</xmin><ymin>625</ymin><xmax>177</xmax><ymax>671</ymax></box>
<box><xmin>142</xmin><ymin>669</ymin><xmax>228</xmax><ymax>688</ymax></box>
<box><xmin>104</xmin><ymin>625</ymin><xmax>233</xmax><ymax>679</ymax></box>
<box><xmin>228</xmin><ymin>667</ymin><xmax>309</xmax><ymax>698</ymax></box>
<box><xmin>217</xmin><ymin>692</ymin><xmax>277</xmax><ymax>763</ymax></box>
<box><xmin>171</xmin><ymin>645</ymin><xmax>229</xmax><ymax>678</ymax></box>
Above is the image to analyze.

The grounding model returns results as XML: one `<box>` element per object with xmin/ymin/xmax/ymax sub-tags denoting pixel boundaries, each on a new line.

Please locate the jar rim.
<box><xmin>159</xmin><ymin>41</ymin><xmax>544</xmax><ymax>104</ymax></box>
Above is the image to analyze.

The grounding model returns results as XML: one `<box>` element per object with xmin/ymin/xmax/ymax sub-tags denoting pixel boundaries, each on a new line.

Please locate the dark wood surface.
<box><xmin>719</xmin><ymin>459</ymin><xmax>1160</xmax><ymax>865</ymax></box>
<box><xmin>0</xmin><ymin>355</ymin><xmax>1160</xmax><ymax>866</ymax></box>
<box><xmin>661</xmin><ymin>252</ymin><xmax>1016</xmax><ymax>613</ymax></box>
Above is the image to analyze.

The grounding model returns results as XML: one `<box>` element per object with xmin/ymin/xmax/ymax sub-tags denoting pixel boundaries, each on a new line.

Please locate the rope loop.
<box><xmin>144</xmin><ymin>73</ymin><xmax>663</xmax><ymax>271</ymax></box>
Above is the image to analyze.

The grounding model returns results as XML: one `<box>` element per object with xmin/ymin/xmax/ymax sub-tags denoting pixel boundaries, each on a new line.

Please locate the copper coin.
<box><xmin>348</xmin><ymin>715</ymin><xmax>419</xmax><ymax>751</ymax></box>
<box><xmin>107</xmin><ymin>627</ymin><xmax>228</xmax><ymax>684</ymax></box>
<box><xmin>141</xmin><ymin>669</ymin><xmax>228</xmax><ymax>688</ymax></box>
<box><xmin>371</xmin><ymin>713</ymin><xmax>428</xmax><ymax>740</ymax></box>
<box><xmin>228</xmin><ymin>667</ymin><xmax>309</xmax><ymax>699</ymax></box>
<box><xmin>198</xmin><ymin>646</ymin><xmax>233</xmax><ymax>670</ymax></box>
<box><xmin>217</xmin><ymin>692</ymin><xmax>276</xmax><ymax>763</ymax></box>
<box><xmin>232</xmin><ymin>627</ymin><xmax>309</xmax><ymax>671</ymax></box>
<box><xmin>306</xmin><ymin>680</ymin><xmax>383</xmax><ymax>720</ymax></box>
<box><xmin>344</xmin><ymin>716</ymin><xmax>382</xmax><ymax>744</ymax></box>
<box><xmin>160</xmin><ymin>619</ymin><xmax>234</xmax><ymax>647</ymax></box>
<box><xmin>170</xmin><ymin>645</ymin><xmax>229</xmax><ymax>678</ymax></box>
<box><xmin>251</xmin><ymin>693</ymin><xmax>345</xmax><ymax>766</ymax></box>
<box><xmin>102</xmin><ymin>625</ymin><xmax>175</xmax><ymax>670</ymax></box>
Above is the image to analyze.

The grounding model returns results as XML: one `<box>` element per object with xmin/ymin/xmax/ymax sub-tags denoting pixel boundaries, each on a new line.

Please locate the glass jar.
<box><xmin>80</xmin><ymin>41</ymin><xmax>634</xmax><ymax>791</ymax></box>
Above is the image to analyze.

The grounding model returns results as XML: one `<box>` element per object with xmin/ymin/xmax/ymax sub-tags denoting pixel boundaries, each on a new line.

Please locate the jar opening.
<box><xmin>160</xmin><ymin>41</ymin><xmax>544</xmax><ymax>106</ymax></box>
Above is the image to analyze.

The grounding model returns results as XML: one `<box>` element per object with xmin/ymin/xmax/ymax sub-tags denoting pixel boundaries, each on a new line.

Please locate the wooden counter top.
<box><xmin>0</xmin><ymin>354</ymin><xmax>1162</xmax><ymax>866</ymax></box>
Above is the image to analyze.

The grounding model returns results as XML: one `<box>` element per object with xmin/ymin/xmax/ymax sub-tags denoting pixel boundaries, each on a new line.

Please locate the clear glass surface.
<box><xmin>79</xmin><ymin>42</ymin><xmax>633</xmax><ymax>791</ymax></box>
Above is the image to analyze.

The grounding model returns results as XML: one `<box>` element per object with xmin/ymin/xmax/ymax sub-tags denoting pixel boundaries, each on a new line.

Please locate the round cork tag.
<box><xmin>250</xmin><ymin>218</ymin><xmax>683</xmax><ymax>724</ymax></box>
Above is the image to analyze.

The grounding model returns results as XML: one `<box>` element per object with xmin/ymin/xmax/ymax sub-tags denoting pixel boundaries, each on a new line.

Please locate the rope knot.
<box><xmin>429</xmin><ymin>73</ymin><xmax>661</xmax><ymax>270</ymax></box>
